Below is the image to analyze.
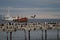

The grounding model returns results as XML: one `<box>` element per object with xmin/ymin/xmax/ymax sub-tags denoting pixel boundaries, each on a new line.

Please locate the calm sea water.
<box><xmin>0</xmin><ymin>19</ymin><xmax>60</xmax><ymax>40</ymax></box>
<box><xmin>0</xmin><ymin>19</ymin><xmax>60</xmax><ymax>24</ymax></box>
<box><xmin>28</xmin><ymin>19</ymin><xmax>60</xmax><ymax>22</ymax></box>
<box><xmin>0</xmin><ymin>30</ymin><xmax>60</xmax><ymax>40</ymax></box>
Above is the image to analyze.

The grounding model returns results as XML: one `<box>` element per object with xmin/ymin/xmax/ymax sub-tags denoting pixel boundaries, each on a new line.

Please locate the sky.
<box><xmin>0</xmin><ymin>0</ymin><xmax>60</xmax><ymax>19</ymax></box>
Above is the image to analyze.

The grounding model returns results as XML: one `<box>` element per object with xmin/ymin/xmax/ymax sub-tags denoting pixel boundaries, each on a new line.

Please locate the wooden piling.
<box><xmin>45</xmin><ymin>30</ymin><xmax>47</xmax><ymax>40</ymax></box>
<box><xmin>10</xmin><ymin>32</ymin><xmax>12</xmax><ymax>40</ymax></box>
<box><xmin>28</xmin><ymin>30</ymin><xmax>30</xmax><ymax>40</ymax></box>
<box><xmin>42</xmin><ymin>30</ymin><xmax>43</xmax><ymax>40</ymax></box>
<box><xmin>57</xmin><ymin>29</ymin><xmax>59</xmax><ymax>40</ymax></box>
<box><xmin>24</xmin><ymin>30</ymin><xmax>27</xmax><ymax>40</ymax></box>
<box><xmin>7</xmin><ymin>32</ymin><xmax>8</xmax><ymax>40</ymax></box>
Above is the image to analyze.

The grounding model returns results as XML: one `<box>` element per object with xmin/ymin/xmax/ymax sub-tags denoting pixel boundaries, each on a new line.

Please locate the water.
<box><xmin>0</xmin><ymin>30</ymin><xmax>60</xmax><ymax>40</ymax></box>
<box><xmin>0</xmin><ymin>19</ymin><xmax>60</xmax><ymax>24</ymax></box>
<box><xmin>28</xmin><ymin>19</ymin><xmax>60</xmax><ymax>23</ymax></box>
<box><xmin>0</xmin><ymin>19</ymin><xmax>60</xmax><ymax>40</ymax></box>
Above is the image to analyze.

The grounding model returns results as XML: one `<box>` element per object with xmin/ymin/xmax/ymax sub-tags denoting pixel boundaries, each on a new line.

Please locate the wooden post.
<box><xmin>28</xmin><ymin>30</ymin><xmax>30</xmax><ymax>40</ymax></box>
<box><xmin>45</xmin><ymin>30</ymin><xmax>47</xmax><ymax>40</ymax></box>
<box><xmin>57</xmin><ymin>29</ymin><xmax>59</xmax><ymax>40</ymax></box>
<box><xmin>7</xmin><ymin>32</ymin><xmax>8</xmax><ymax>40</ymax></box>
<box><xmin>24</xmin><ymin>30</ymin><xmax>27</xmax><ymax>40</ymax></box>
<box><xmin>42</xmin><ymin>30</ymin><xmax>43</xmax><ymax>40</ymax></box>
<box><xmin>10</xmin><ymin>32</ymin><xmax>12</xmax><ymax>40</ymax></box>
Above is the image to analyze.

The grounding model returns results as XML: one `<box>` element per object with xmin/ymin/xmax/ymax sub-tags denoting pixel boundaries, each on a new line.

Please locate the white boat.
<box><xmin>4</xmin><ymin>14</ymin><xmax>13</xmax><ymax>21</ymax></box>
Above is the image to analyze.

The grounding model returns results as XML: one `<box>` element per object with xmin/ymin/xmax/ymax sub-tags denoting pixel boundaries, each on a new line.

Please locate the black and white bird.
<box><xmin>31</xmin><ymin>15</ymin><xmax>36</xmax><ymax>18</ymax></box>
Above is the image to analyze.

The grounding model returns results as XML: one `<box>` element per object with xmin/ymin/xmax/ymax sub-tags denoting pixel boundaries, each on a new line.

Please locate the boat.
<box><xmin>4</xmin><ymin>14</ymin><xmax>13</xmax><ymax>21</ymax></box>
<box><xmin>1</xmin><ymin>8</ymin><xmax>28</xmax><ymax>22</ymax></box>
<box><xmin>13</xmin><ymin>16</ymin><xmax>28</xmax><ymax>22</ymax></box>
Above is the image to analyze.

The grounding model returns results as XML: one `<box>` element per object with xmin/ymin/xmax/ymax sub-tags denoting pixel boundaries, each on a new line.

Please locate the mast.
<box><xmin>4</xmin><ymin>7</ymin><xmax>13</xmax><ymax>20</ymax></box>
<box><xmin>7</xmin><ymin>7</ymin><xmax>10</xmax><ymax>17</ymax></box>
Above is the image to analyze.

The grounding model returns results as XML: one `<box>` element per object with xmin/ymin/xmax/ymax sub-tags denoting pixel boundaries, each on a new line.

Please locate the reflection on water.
<box><xmin>0</xmin><ymin>30</ymin><xmax>60</xmax><ymax>40</ymax></box>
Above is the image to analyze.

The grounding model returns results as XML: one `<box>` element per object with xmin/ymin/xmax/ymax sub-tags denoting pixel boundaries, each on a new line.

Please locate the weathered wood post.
<box><xmin>28</xmin><ymin>30</ymin><xmax>30</xmax><ymax>40</ymax></box>
<box><xmin>24</xmin><ymin>30</ymin><xmax>27</xmax><ymax>40</ymax></box>
<box><xmin>42</xmin><ymin>30</ymin><xmax>43</xmax><ymax>40</ymax></box>
<box><xmin>26</xmin><ymin>22</ymin><xmax>30</xmax><ymax>40</ymax></box>
<box><xmin>45</xmin><ymin>30</ymin><xmax>47</xmax><ymax>40</ymax></box>
<box><xmin>7</xmin><ymin>32</ymin><xmax>8</xmax><ymax>40</ymax></box>
<box><xmin>45</xmin><ymin>22</ymin><xmax>47</xmax><ymax>40</ymax></box>
<box><xmin>57</xmin><ymin>29</ymin><xmax>59</xmax><ymax>40</ymax></box>
<box><xmin>10</xmin><ymin>32</ymin><xmax>12</xmax><ymax>40</ymax></box>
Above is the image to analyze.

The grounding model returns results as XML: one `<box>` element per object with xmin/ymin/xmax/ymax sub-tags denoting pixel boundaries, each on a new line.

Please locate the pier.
<box><xmin>0</xmin><ymin>22</ymin><xmax>60</xmax><ymax>40</ymax></box>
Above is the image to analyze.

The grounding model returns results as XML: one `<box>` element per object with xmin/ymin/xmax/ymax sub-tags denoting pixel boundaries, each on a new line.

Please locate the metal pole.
<box><xmin>57</xmin><ymin>29</ymin><xmax>59</xmax><ymax>40</ymax></box>
<box><xmin>28</xmin><ymin>30</ymin><xmax>30</xmax><ymax>40</ymax></box>
<box><xmin>7</xmin><ymin>32</ymin><xmax>8</xmax><ymax>40</ymax></box>
<box><xmin>10</xmin><ymin>32</ymin><xmax>12</xmax><ymax>40</ymax></box>
<box><xmin>42</xmin><ymin>30</ymin><xmax>43</xmax><ymax>40</ymax></box>
<box><xmin>45</xmin><ymin>30</ymin><xmax>47</xmax><ymax>40</ymax></box>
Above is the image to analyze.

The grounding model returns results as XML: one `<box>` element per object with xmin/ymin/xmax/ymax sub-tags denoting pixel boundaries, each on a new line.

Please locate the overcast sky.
<box><xmin>0</xmin><ymin>0</ymin><xmax>60</xmax><ymax>19</ymax></box>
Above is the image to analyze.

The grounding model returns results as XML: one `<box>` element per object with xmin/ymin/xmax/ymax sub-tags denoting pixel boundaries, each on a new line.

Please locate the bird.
<box><xmin>31</xmin><ymin>15</ymin><xmax>36</xmax><ymax>18</ymax></box>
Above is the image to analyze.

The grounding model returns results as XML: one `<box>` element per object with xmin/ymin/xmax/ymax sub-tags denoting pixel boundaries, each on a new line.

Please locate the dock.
<box><xmin>0</xmin><ymin>22</ymin><xmax>60</xmax><ymax>40</ymax></box>
<box><xmin>0</xmin><ymin>22</ymin><xmax>60</xmax><ymax>31</ymax></box>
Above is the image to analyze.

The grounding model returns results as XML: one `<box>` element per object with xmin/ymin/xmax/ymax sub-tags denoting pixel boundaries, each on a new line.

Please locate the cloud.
<box><xmin>0</xmin><ymin>0</ymin><xmax>60</xmax><ymax>19</ymax></box>
<box><xmin>0</xmin><ymin>8</ymin><xmax>60</xmax><ymax>13</ymax></box>
<box><xmin>0</xmin><ymin>8</ymin><xmax>60</xmax><ymax>19</ymax></box>
<box><xmin>0</xmin><ymin>0</ymin><xmax>60</xmax><ymax>8</ymax></box>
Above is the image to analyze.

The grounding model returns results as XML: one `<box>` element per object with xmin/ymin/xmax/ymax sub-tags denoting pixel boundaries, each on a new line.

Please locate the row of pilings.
<box><xmin>4</xmin><ymin>29</ymin><xmax>59</xmax><ymax>40</ymax></box>
<box><xmin>0</xmin><ymin>22</ymin><xmax>60</xmax><ymax>40</ymax></box>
